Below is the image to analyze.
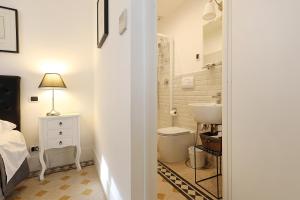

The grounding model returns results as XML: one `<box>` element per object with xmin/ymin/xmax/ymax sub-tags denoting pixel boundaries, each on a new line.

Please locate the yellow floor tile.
<box><xmin>58</xmin><ymin>195</ymin><xmax>71</xmax><ymax>200</ymax></box>
<box><xmin>59</xmin><ymin>184</ymin><xmax>71</xmax><ymax>190</ymax></box>
<box><xmin>81</xmin><ymin>189</ymin><xmax>93</xmax><ymax>196</ymax></box>
<box><xmin>60</xmin><ymin>176</ymin><xmax>70</xmax><ymax>181</ymax></box>
<box><xmin>35</xmin><ymin>190</ymin><xmax>47</xmax><ymax>197</ymax></box>
<box><xmin>7</xmin><ymin>166</ymin><xmax>106</xmax><ymax>200</ymax></box>
<box><xmin>80</xmin><ymin>179</ymin><xmax>91</xmax><ymax>185</ymax></box>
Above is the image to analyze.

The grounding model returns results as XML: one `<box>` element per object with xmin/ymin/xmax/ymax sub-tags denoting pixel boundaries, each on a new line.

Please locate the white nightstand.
<box><xmin>38</xmin><ymin>114</ymin><xmax>81</xmax><ymax>180</ymax></box>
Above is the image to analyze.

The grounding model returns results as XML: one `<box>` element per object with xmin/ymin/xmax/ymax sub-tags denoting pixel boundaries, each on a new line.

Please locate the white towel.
<box><xmin>0</xmin><ymin>130</ymin><xmax>29</xmax><ymax>182</ymax></box>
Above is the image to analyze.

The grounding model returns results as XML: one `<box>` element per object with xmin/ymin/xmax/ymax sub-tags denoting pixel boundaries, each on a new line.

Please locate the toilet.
<box><xmin>157</xmin><ymin>127</ymin><xmax>195</xmax><ymax>163</ymax></box>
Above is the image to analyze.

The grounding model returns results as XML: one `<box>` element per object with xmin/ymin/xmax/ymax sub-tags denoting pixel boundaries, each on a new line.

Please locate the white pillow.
<box><xmin>0</xmin><ymin>120</ymin><xmax>17</xmax><ymax>132</ymax></box>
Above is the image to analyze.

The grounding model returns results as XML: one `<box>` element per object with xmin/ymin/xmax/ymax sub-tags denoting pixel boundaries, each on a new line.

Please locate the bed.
<box><xmin>0</xmin><ymin>75</ymin><xmax>29</xmax><ymax>199</ymax></box>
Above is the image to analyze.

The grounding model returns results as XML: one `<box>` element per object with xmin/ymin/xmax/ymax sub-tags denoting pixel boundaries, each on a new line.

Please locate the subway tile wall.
<box><xmin>157</xmin><ymin>39</ymin><xmax>222</xmax><ymax>131</ymax></box>
<box><xmin>158</xmin><ymin>66</ymin><xmax>222</xmax><ymax>130</ymax></box>
<box><xmin>172</xmin><ymin>67</ymin><xmax>222</xmax><ymax>131</ymax></box>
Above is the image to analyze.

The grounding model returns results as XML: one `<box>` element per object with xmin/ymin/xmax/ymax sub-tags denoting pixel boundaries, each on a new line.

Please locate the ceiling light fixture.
<box><xmin>203</xmin><ymin>0</ymin><xmax>223</xmax><ymax>21</ymax></box>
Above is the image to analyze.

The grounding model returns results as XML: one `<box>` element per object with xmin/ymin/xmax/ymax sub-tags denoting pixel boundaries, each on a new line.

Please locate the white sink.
<box><xmin>189</xmin><ymin>103</ymin><xmax>222</xmax><ymax>124</ymax></box>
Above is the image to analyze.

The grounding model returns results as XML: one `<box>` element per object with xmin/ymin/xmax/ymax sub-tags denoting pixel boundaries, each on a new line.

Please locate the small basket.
<box><xmin>200</xmin><ymin>132</ymin><xmax>222</xmax><ymax>153</ymax></box>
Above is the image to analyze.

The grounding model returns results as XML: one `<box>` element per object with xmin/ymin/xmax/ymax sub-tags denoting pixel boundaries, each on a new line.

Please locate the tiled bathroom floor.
<box><xmin>164</xmin><ymin>161</ymin><xmax>222</xmax><ymax>197</ymax></box>
<box><xmin>158</xmin><ymin>160</ymin><xmax>222</xmax><ymax>200</ymax></box>
<box><xmin>157</xmin><ymin>175</ymin><xmax>186</xmax><ymax>200</ymax></box>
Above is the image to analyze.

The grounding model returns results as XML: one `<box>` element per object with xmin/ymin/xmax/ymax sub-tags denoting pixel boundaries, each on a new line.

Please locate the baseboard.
<box><xmin>93</xmin><ymin>149</ymin><xmax>100</xmax><ymax>176</ymax></box>
<box><xmin>93</xmin><ymin>149</ymin><xmax>108</xmax><ymax>200</ymax></box>
<box><xmin>28</xmin><ymin>147</ymin><xmax>94</xmax><ymax>172</ymax></box>
<box><xmin>29</xmin><ymin>160</ymin><xmax>95</xmax><ymax>178</ymax></box>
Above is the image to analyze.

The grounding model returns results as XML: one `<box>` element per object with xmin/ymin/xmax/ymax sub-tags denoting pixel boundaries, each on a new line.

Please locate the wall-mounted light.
<box><xmin>203</xmin><ymin>0</ymin><xmax>223</xmax><ymax>21</ymax></box>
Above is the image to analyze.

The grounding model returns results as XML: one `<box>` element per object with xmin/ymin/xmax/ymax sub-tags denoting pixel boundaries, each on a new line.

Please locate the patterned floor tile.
<box><xmin>162</xmin><ymin>160</ymin><xmax>223</xmax><ymax>199</ymax></box>
<box><xmin>81</xmin><ymin>189</ymin><xmax>93</xmax><ymax>196</ymax></box>
<box><xmin>14</xmin><ymin>186</ymin><xmax>27</xmax><ymax>192</ymax></box>
<box><xmin>157</xmin><ymin>161</ymin><xmax>215</xmax><ymax>200</ymax></box>
<box><xmin>7</xmin><ymin>165</ymin><xmax>106</xmax><ymax>200</ymax></box>
<box><xmin>80</xmin><ymin>172</ymin><xmax>88</xmax><ymax>176</ymax></box>
<box><xmin>59</xmin><ymin>184</ymin><xmax>71</xmax><ymax>190</ymax></box>
<box><xmin>157</xmin><ymin>193</ymin><xmax>166</xmax><ymax>199</ymax></box>
<box><xmin>10</xmin><ymin>197</ymin><xmax>22</xmax><ymax>200</ymax></box>
<box><xmin>35</xmin><ymin>190</ymin><xmax>47</xmax><ymax>197</ymax></box>
<box><xmin>39</xmin><ymin>180</ymin><xmax>50</xmax><ymax>185</ymax></box>
<box><xmin>7</xmin><ymin>160</ymin><xmax>218</xmax><ymax>200</ymax></box>
<box><xmin>58</xmin><ymin>195</ymin><xmax>71</xmax><ymax>200</ymax></box>
<box><xmin>81</xmin><ymin>179</ymin><xmax>91</xmax><ymax>185</ymax></box>
<box><xmin>61</xmin><ymin>176</ymin><xmax>70</xmax><ymax>181</ymax></box>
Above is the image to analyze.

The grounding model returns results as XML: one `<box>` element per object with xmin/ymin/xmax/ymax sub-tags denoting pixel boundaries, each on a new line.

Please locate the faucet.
<box><xmin>203</xmin><ymin>61</ymin><xmax>222</xmax><ymax>70</ymax></box>
<box><xmin>212</xmin><ymin>92</ymin><xmax>222</xmax><ymax>104</ymax></box>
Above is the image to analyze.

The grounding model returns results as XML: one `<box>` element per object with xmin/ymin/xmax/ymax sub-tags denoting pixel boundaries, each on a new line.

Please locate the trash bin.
<box><xmin>189</xmin><ymin>146</ymin><xmax>205</xmax><ymax>169</ymax></box>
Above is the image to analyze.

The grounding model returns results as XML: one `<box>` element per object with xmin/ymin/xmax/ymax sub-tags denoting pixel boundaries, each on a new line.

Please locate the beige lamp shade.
<box><xmin>203</xmin><ymin>0</ymin><xmax>217</xmax><ymax>20</ymax></box>
<box><xmin>38</xmin><ymin>73</ymin><xmax>67</xmax><ymax>88</ymax></box>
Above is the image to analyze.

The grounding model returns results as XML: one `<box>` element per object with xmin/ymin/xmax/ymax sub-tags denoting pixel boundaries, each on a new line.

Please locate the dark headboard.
<box><xmin>0</xmin><ymin>76</ymin><xmax>21</xmax><ymax>131</ymax></box>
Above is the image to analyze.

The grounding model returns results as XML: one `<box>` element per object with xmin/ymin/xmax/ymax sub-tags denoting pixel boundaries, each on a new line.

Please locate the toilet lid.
<box><xmin>157</xmin><ymin>127</ymin><xmax>192</xmax><ymax>136</ymax></box>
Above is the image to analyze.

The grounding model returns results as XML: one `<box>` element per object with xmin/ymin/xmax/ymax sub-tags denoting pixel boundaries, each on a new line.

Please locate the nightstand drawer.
<box><xmin>47</xmin><ymin>129</ymin><xmax>74</xmax><ymax>139</ymax></box>
<box><xmin>47</xmin><ymin>138</ymin><xmax>73</xmax><ymax>149</ymax></box>
<box><xmin>47</xmin><ymin>118</ymin><xmax>74</xmax><ymax>130</ymax></box>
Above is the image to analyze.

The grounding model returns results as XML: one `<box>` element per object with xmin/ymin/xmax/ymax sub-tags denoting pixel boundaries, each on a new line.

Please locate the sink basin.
<box><xmin>189</xmin><ymin>103</ymin><xmax>222</xmax><ymax>124</ymax></box>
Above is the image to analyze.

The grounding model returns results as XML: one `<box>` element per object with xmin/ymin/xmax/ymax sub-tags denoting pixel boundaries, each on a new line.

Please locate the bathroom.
<box><xmin>157</xmin><ymin>0</ymin><xmax>223</xmax><ymax>199</ymax></box>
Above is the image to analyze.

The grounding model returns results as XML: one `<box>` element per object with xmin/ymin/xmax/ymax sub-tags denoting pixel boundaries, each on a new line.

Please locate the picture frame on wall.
<box><xmin>97</xmin><ymin>0</ymin><xmax>109</xmax><ymax>48</ymax></box>
<box><xmin>0</xmin><ymin>6</ymin><xmax>19</xmax><ymax>53</ymax></box>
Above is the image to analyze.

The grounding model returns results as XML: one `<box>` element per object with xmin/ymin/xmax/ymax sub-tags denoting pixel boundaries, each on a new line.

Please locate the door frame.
<box><xmin>143</xmin><ymin>0</ymin><xmax>233</xmax><ymax>199</ymax></box>
<box><xmin>222</xmin><ymin>0</ymin><xmax>232</xmax><ymax>199</ymax></box>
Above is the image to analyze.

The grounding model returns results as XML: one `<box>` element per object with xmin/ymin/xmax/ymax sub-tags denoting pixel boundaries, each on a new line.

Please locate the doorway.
<box><xmin>153</xmin><ymin>0</ymin><xmax>230</xmax><ymax>199</ymax></box>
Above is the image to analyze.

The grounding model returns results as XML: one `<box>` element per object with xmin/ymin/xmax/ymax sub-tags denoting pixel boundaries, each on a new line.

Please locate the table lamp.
<box><xmin>38</xmin><ymin>73</ymin><xmax>67</xmax><ymax>116</ymax></box>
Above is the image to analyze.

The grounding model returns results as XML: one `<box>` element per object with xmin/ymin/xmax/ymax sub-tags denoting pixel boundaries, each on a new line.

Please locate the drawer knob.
<box><xmin>59</xmin><ymin>122</ymin><xmax>63</xmax><ymax>126</ymax></box>
<box><xmin>59</xmin><ymin>141</ymin><xmax>63</xmax><ymax>145</ymax></box>
<box><xmin>59</xmin><ymin>131</ymin><xmax>63</xmax><ymax>135</ymax></box>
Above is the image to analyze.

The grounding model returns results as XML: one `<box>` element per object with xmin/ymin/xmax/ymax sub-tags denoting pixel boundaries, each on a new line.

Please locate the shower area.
<box><xmin>157</xmin><ymin>34</ymin><xmax>174</xmax><ymax>129</ymax></box>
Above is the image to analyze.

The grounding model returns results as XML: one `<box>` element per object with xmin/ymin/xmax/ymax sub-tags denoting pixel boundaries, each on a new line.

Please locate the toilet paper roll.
<box><xmin>170</xmin><ymin>109</ymin><xmax>177</xmax><ymax>116</ymax></box>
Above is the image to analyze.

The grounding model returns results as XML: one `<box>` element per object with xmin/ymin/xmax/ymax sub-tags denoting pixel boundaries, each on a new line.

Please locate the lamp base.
<box><xmin>46</xmin><ymin>110</ymin><xmax>60</xmax><ymax>116</ymax></box>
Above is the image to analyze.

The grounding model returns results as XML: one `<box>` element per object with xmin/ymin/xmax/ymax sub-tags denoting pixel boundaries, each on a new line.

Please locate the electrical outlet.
<box><xmin>30</xmin><ymin>145</ymin><xmax>39</xmax><ymax>152</ymax></box>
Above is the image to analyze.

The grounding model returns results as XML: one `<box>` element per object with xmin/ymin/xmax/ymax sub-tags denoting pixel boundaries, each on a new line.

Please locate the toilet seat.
<box><xmin>157</xmin><ymin>127</ymin><xmax>192</xmax><ymax>136</ymax></box>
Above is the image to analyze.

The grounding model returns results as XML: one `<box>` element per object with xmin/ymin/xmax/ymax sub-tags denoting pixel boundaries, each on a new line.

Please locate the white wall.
<box><xmin>94</xmin><ymin>0</ymin><xmax>155</xmax><ymax>198</ymax></box>
<box><xmin>228</xmin><ymin>0</ymin><xmax>300</xmax><ymax>199</ymax></box>
<box><xmin>0</xmin><ymin>0</ymin><xmax>95</xmax><ymax>168</ymax></box>
<box><xmin>93</xmin><ymin>0</ymin><xmax>131</xmax><ymax>198</ymax></box>
<box><xmin>203</xmin><ymin>17</ymin><xmax>222</xmax><ymax>55</ymax></box>
<box><xmin>158</xmin><ymin>0</ymin><xmax>206</xmax><ymax>76</ymax></box>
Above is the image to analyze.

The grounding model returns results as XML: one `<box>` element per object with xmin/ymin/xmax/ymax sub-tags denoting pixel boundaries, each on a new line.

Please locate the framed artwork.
<box><xmin>97</xmin><ymin>0</ymin><xmax>109</xmax><ymax>48</ymax></box>
<box><xmin>0</xmin><ymin>6</ymin><xmax>19</xmax><ymax>53</ymax></box>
